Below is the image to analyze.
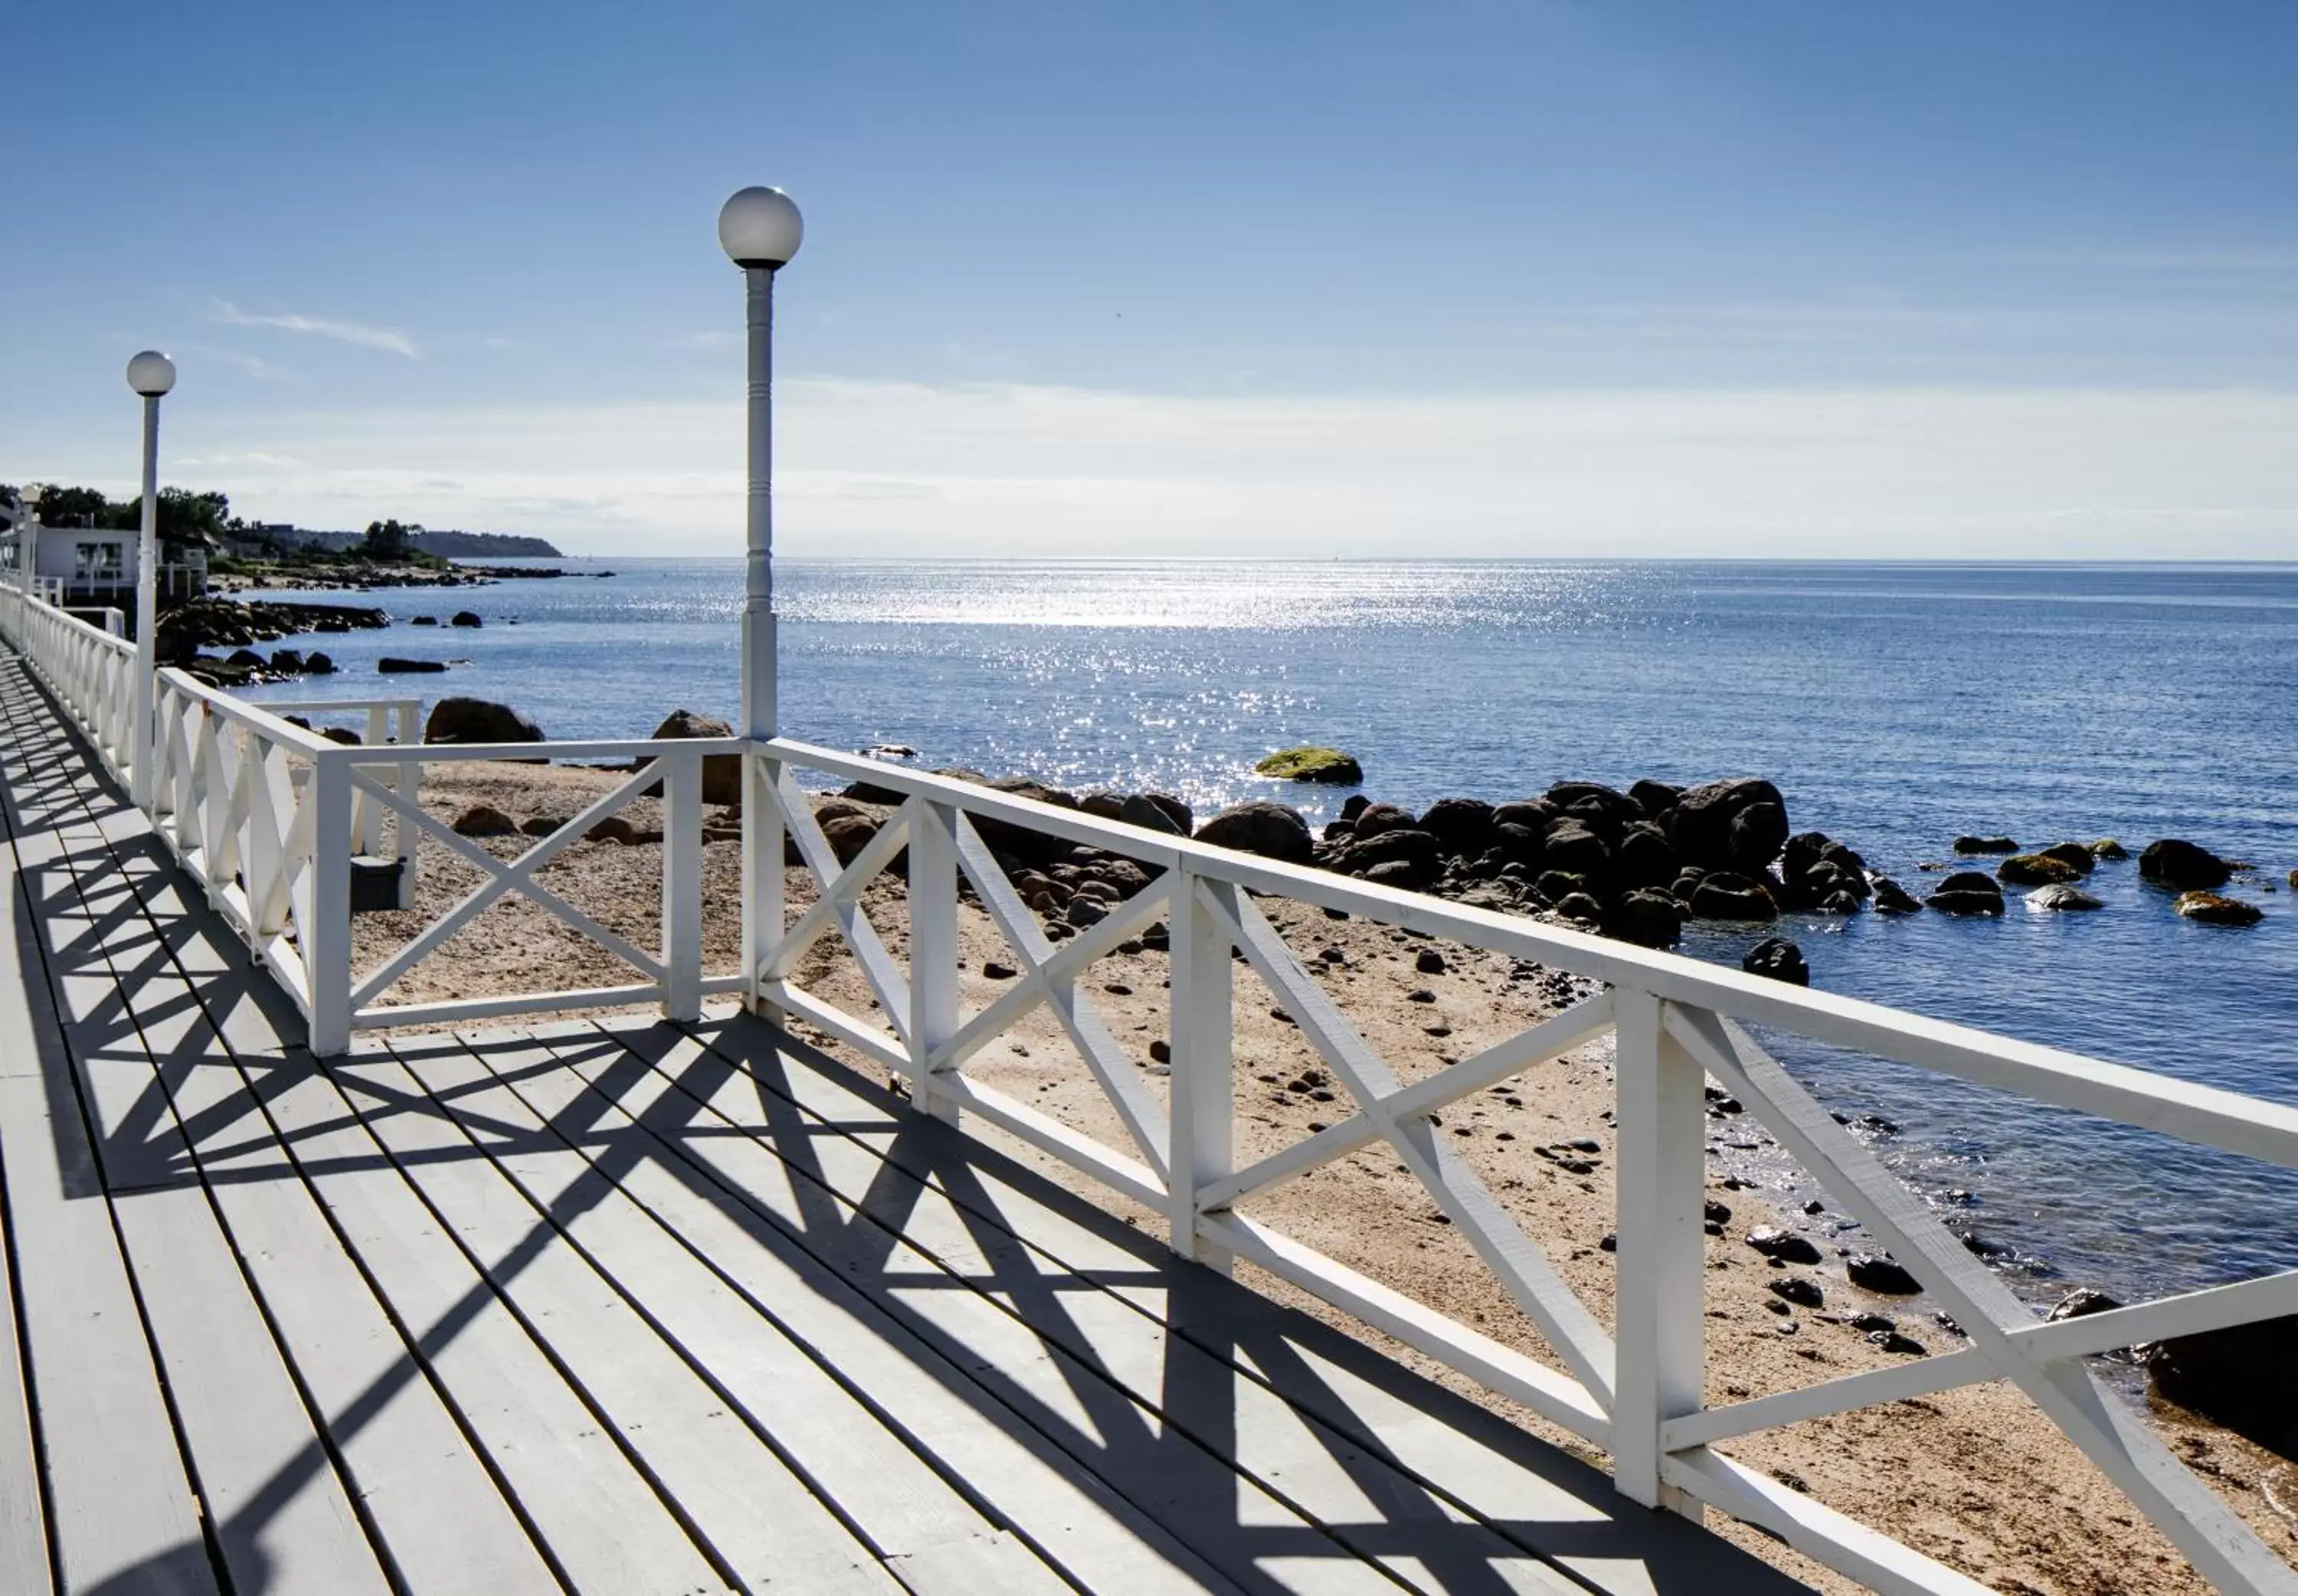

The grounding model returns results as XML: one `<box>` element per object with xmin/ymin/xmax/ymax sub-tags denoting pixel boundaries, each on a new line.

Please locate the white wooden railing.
<box><xmin>747</xmin><ymin>737</ymin><xmax>2298</xmax><ymax>1596</ymax></box>
<box><xmin>5</xmin><ymin>581</ymin><xmax>2295</xmax><ymax>1594</ymax></box>
<box><xmin>0</xmin><ymin>585</ymin><xmax>138</xmax><ymax>780</ymax></box>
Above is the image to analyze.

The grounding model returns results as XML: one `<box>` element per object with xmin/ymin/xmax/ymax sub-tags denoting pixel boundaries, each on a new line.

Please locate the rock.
<box><xmin>426</xmin><ymin>697</ymin><xmax>545</xmax><ymax>744</ymax></box>
<box><xmin>519</xmin><ymin>816</ymin><xmax>565</xmax><ymax>837</ymax></box>
<box><xmin>1121</xmin><ymin>792</ymin><xmax>1191</xmax><ymax>835</ymax></box>
<box><xmin>1417</xmin><ymin>797</ymin><xmax>1495</xmax><ymax>854</ymax></box>
<box><xmin>2143</xmin><ymin>1313</ymin><xmax>2298</xmax><ymax>1431</ymax></box>
<box><xmin>650</xmin><ymin>708</ymin><xmax>741</xmax><ymax>806</ymax></box>
<box><xmin>1362</xmin><ymin>859</ymin><xmax>1422</xmax><ymax>890</ymax></box>
<box><xmin>2091</xmin><ymin>839</ymin><xmax>2129</xmax><ymax>860</ymax></box>
<box><xmin>1542</xmin><ymin>819</ymin><xmax>1611</xmax><ymax>881</ymax></box>
<box><xmin>1079</xmin><ymin>791</ymin><xmax>1126</xmax><ymax>820</ymax></box>
<box><xmin>2175</xmin><ymin>891</ymin><xmax>2263</xmax><ymax>927</ymax></box>
<box><xmin>305</xmin><ymin>652</ymin><xmax>336</xmax><ymax>674</ymax></box>
<box><xmin>267</xmin><ymin>649</ymin><xmax>305</xmax><ymax>674</ymax></box>
<box><xmin>982</xmin><ymin>961</ymin><xmax>1017</xmax><ymax>980</ymax></box>
<box><xmin>821</xmin><ymin>813</ymin><xmax>880</xmax><ymax>863</ymax></box>
<box><xmin>1629</xmin><ymin>779</ymin><xmax>1683</xmax><ymax>818</ymax></box>
<box><xmin>2140</xmin><ymin>839</ymin><xmax>2233</xmax><ymax>891</ymax></box>
<box><xmin>1953</xmin><ymin>836</ymin><xmax>2019</xmax><ymax>855</ymax></box>
<box><xmin>2026</xmin><ymin>883</ymin><xmax>2104</xmax><ymax>912</ymax></box>
<box><xmin>1606</xmin><ymin>888</ymin><xmax>1684</xmax><ymax>949</ymax></box>
<box><xmin>1745</xmin><ymin>1228</ymin><xmax>1824</xmax><ymax>1265</ymax></box>
<box><xmin>450</xmin><ymin>610</ymin><xmax>482</xmax><ymax>627</ymax></box>
<box><xmin>1547</xmin><ymin>783</ymin><xmax>1642</xmax><ymax>834</ymax></box>
<box><xmin>378</xmin><ymin>657</ymin><xmax>448</xmax><ymax>673</ymax></box>
<box><xmin>1344</xmin><ymin>827</ymin><xmax>1443</xmax><ymax>885</ymax></box>
<box><xmin>1926</xmin><ymin>872</ymin><xmax>2005</xmax><ymax>916</ymax></box>
<box><xmin>451</xmin><ymin>804</ymin><xmax>519</xmax><ymax>838</ymax></box>
<box><xmin>1688</xmin><ymin>872</ymin><xmax>1777</xmax><ymax>921</ymax></box>
<box><xmin>1871</xmin><ymin>878</ymin><xmax>1922</xmax><ymax>914</ymax></box>
<box><xmin>1769</xmin><ymin>1277</ymin><xmax>1825</xmax><ymax>1309</ymax></box>
<box><xmin>1066</xmin><ymin>896</ymin><xmax>1108</xmax><ymax>927</ymax></box>
<box><xmin>1742</xmin><ymin>937</ymin><xmax>1809</xmax><ymax>986</ymax></box>
<box><xmin>1665</xmin><ymin>778</ymin><xmax>1788</xmax><ymax>871</ymax></box>
<box><xmin>1414</xmin><ymin>948</ymin><xmax>1447</xmax><ymax>975</ymax></box>
<box><xmin>1254</xmin><ymin>746</ymin><xmax>1363</xmax><ymax>784</ymax></box>
<box><xmin>1350</xmin><ymin>803</ymin><xmax>1414</xmax><ymax>841</ymax></box>
<box><xmin>1847</xmin><ymin>1254</ymin><xmax>1922</xmax><ymax>1294</ymax></box>
<box><xmin>1998</xmin><ymin>852</ymin><xmax>2081</xmax><ymax>887</ymax></box>
<box><xmin>1552</xmin><ymin>891</ymin><xmax>1604</xmax><ymax>926</ymax></box>
<box><xmin>1612</xmin><ymin>823</ymin><xmax>1678</xmax><ymax>888</ymax></box>
<box><xmin>585</xmin><ymin>816</ymin><xmax>643</xmax><ymax>845</ymax></box>
<box><xmin>1727</xmin><ymin>802</ymin><xmax>1789</xmax><ymax>874</ymax></box>
<box><xmin>410</xmin><ymin>615</ymin><xmax>439</xmax><ymax>626</ymax></box>
<box><xmin>2048</xmin><ymin>1287</ymin><xmax>2123</xmax><ymax>1323</ymax></box>
<box><xmin>1193</xmin><ymin>800</ymin><xmax>1315</xmax><ymax>864</ymax></box>
<box><xmin>2036</xmin><ymin>842</ymin><xmax>2097</xmax><ymax>875</ymax></box>
<box><xmin>223</xmin><ymin>648</ymin><xmax>267</xmax><ymax>671</ymax></box>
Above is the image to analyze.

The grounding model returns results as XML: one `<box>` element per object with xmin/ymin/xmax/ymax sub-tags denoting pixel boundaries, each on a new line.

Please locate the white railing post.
<box><xmin>306</xmin><ymin>751</ymin><xmax>353</xmax><ymax>1057</ymax></box>
<box><xmin>1611</xmin><ymin>989</ymin><xmax>1707</xmax><ymax>1520</ymax></box>
<box><xmin>1167</xmin><ymin>866</ymin><xmax>1236</xmax><ymax>1271</ymax></box>
<box><xmin>742</xmin><ymin>747</ymin><xmax>784</xmax><ymax>1015</ymax></box>
<box><xmin>661</xmin><ymin>747</ymin><xmax>704</xmax><ymax>1022</ymax></box>
<box><xmin>906</xmin><ymin>799</ymin><xmax>961</xmax><ymax>1124</ymax></box>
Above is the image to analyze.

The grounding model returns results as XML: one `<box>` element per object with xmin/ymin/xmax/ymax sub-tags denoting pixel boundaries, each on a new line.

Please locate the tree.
<box><xmin>22</xmin><ymin>485</ymin><xmax>121</xmax><ymax>528</ymax></box>
<box><xmin>359</xmin><ymin>518</ymin><xmax>421</xmax><ymax>561</ymax></box>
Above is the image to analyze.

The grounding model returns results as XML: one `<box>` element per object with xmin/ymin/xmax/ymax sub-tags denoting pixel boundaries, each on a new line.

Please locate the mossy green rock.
<box><xmin>1254</xmin><ymin>746</ymin><xmax>1363</xmax><ymax>785</ymax></box>
<box><xmin>1998</xmin><ymin>852</ymin><xmax>2081</xmax><ymax>887</ymax></box>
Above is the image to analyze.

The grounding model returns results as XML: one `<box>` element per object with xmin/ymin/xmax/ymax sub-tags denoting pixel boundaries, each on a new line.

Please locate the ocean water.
<box><xmin>242</xmin><ymin>558</ymin><xmax>2298</xmax><ymax>1308</ymax></box>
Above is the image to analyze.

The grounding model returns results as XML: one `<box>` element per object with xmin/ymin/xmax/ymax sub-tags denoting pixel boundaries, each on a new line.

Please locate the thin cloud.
<box><xmin>209</xmin><ymin>299</ymin><xmax>418</xmax><ymax>358</ymax></box>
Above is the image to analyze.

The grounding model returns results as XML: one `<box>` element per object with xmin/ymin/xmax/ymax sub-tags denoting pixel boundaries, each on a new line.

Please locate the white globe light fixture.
<box><xmin>123</xmin><ymin>350</ymin><xmax>177</xmax><ymax>806</ymax></box>
<box><xmin>126</xmin><ymin>348</ymin><xmax>177</xmax><ymax>397</ymax></box>
<box><xmin>718</xmin><ymin>185</ymin><xmax>804</xmax><ymax>269</ymax></box>
<box><xmin>722</xmin><ymin>185</ymin><xmax>802</xmax><ymax>1022</ymax></box>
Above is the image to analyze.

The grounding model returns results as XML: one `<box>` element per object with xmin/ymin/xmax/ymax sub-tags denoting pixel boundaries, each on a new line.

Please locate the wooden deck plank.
<box><xmin>0</xmin><ymin>669</ymin><xmax>215</xmax><ymax>1595</ymax></box>
<box><xmin>532</xmin><ymin>1019</ymin><xmax>1428</xmax><ymax>1594</ymax></box>
<box><xmin>620</xmin><ymin>1018</ymin><xmax>1581</xmax><ymax>1596</ymax></box>
<box><xmin>0</xmin><ymin>1133</ymin><xmax>55</xmax><ymax>1596</ymax></box>
<box><xmin>17</xmin><ymin>772</ymin><xmax>584</xmax><ymax>1596</ymax></box>
<box><xmin>398</xmin><ymin>1027</ymin><xmax>1052</xmax><ymax>1596</ymax></box>
<box><xmin>504</xmin><ymin>1019</ymin><xmax>1258</xmax><ymax>1595</ymax></box>
<box><xmin>346</xmin><ymin>1030</ymin><xmax>906</xmax><ymax>1595</ymax></box>
<box><xmin>683</xmin><ymin>1015</ymin><xmax>1804</xmax><ymax>1596</ymax></box>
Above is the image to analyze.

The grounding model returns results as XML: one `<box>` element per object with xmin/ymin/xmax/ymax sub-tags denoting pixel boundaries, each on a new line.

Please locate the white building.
<box><xmin>2</xmin><ymin>505</ymin><xmax>205</xmax><ymax>604</ymax></box>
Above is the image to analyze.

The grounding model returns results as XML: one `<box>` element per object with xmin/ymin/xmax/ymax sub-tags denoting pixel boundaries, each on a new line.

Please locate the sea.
<box><xmin>241</xmin><ymin>557</ymin><xmax>2298</xmax><ymax>1313</ymax></box>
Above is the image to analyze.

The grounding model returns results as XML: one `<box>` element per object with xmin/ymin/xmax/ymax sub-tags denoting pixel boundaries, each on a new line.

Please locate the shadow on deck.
<box><xmin>0</xmin><ymin>650</ymin><xmax>1805</xmax><ymax>1594</ymax></box>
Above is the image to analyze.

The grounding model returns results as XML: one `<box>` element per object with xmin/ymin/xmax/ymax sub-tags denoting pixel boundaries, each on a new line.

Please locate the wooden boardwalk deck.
<box><xmin>0</xmin><ymin>649</ymin><xmax>1808</xmax><ymax>1595</ymax></box>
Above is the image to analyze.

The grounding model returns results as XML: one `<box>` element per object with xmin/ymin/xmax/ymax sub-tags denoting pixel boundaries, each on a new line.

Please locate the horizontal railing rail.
<box><xmin>751</xmin><ymin>734</ymin><xmax>2298</xmax><ymax>1596</ymax></box>
<box><xmin>0</xmin><ymin>584</ymin><xmax>139</xmax><ymax>783</ymax></box>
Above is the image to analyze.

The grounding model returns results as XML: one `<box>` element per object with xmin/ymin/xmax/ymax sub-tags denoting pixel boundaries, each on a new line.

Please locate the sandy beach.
<box><xmin>356</xmin><ymin>757</ymin><xmax>2298</xmax><ymax>1594</ymax></box>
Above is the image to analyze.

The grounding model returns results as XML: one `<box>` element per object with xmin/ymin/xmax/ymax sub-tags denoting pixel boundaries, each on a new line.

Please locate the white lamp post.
<box><xmin>125</xmin><ymin>349</ymin><xmax>175</xmax><ymax>807</ymax></box>
<box><xmin>719</xmin><ymin>185</ymin><xmax>803</xmax><ymax>1017</ymax></box>
<box><xmin>717</xmin><ymin>185</ymin><xmax>803</xmax><ymax>741</ymax></box>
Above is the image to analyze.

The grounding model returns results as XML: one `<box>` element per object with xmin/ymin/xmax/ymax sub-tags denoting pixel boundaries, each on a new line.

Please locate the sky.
<box><xmin>5</xmin><ymin>1</ymin><xmax>2295</xmax><ymax>558</ymax></box>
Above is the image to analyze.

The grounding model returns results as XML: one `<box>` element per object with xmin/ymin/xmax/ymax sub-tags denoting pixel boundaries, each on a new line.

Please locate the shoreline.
<box><xmin>358</xmin><ymin>757</ymin><xmax>2296</xmax><ymax>1593</ymax></box>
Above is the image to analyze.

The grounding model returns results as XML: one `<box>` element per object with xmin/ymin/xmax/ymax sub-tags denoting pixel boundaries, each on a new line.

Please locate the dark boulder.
<box><xmin>1871</xmin><ymin>878</ymin><xmax>1922</xmax><ymax>914</ymax></box>
<box><xmin>1552</xmin><ymin>891</ymin><xmax>1604</xmax><ymax>926</ymax></box>
<box><xmin>378</xmin><ymin>657</ymin><xmax>449</xmax><ymax>674</ymax></box>
<box><xmin>1769</xmin><ymin>1276</ymin><xmax>1825</xmax><ymax>1309</ymax></box>
<box><xmin>426</xmin><ymin>697</ymin><xmax>544</xmax><ymax>744</ymax></box>
<box><xmin>1927</xmin><ymin>872</ymin><xmax>2005</xmax><ymax>916</ymax></box>
<box><xmin>225</xmin><ymin>648</ymin><xmax>267</xmax><ymax>670</ymax></box>
<box><xmin>1121</xmin><ymin>793</ymin><xmax>1190</xmax><ymax>836</ymax></box>
<box><xmin>2027</xmin><ymin>883</ymin><xmax>2104</xmax><ymax>912</ymax></box>
<box><xmin>306</xmin><ymin>652</ymin><xmax>336</xmax><ymax>674</ymax></box>
<box><xmin>1665</xmin><ymin>778</ymin><xmax>1789</xmax><ymax>871</ymax></box>
<box><xmin>1339</xmin><ymin>794</ymin><xmax>1371</xmax><ymax>821</ymax></box>
<box><xmin>1613</xmin><ymin>822</ymin><xmax>1678</xmax><ymax>889</ymax></box>
<box><xmin>1745</xmin><ymin>1228</ymin><xmax>1824</xmax><ymax>1265</ymax></box>
<box><xmin>2140</xmin><ymin>839</ymin><xmax>2233</xmax><ymax>891</ymax></box>
<box><xmin>821</xmin><ymin>813</ymin><xmax>880</xmax><ymax>864</ymax></box>
<box><xmin>1361</xmin><ymin>859</ymin><xmax>1422</xmax><ymax>891</ymax></box>
<box><xmin>2091</xmin><ymin>839</ymin><xmax>2129</xmax><ymax>861</ymax></box>
<box><xmin>1998</xmin><ymin>852</ymin><xmax>2081</xmax><ymax>887</ymax></box>
<box><xmin>650</xmin><ymin>708</ymin><xmax>741</xmax><ymax>806</ymax></box>
<box><xmin>1491</xmin><ymin>822</ymin><xmax>1544</xmax><ymax>865</ymax></box>
<box><xmin>1629</xmin><ymin>779</ymin><xmax>1683</xmax><ymax>818</ymax></box>
<box><xmin>1688</xmin><ymin>872</ymin><xmax>1777</xmax><ymax>921</ymax></box>
<box><xmin>1079</xmin><ymin>790</ymin><xmax>1127</xmax><ymax>820</ymax></box>
<box><xmin>2143</xmin><ymin>1313</ymin><xmax>2298</xmax><ymax>1433</ymax></box>
<box><xmin>1417</xmin><ymin>797</ymin><xmax>1495</xmax><ymax>854</ymax></box>
<box><xmin>2037</xmin><ymin>842</ymin><xmax>2097</xmax><ymax>876</ymax></box>
<box><xmin>1607</xmin><ymin>888</ymin><xmax>1684</xmax><ymax>949</ymax></box>
<box><xmin>1491</xmin><ymin>799</ymin><xmax>1558</xmax><ymax>833</ymax></box>
<box><xmin>267</xmin><ymin>648</ymin><xmax>305</xmax><ymax>674</ymax></box>
<box><xmin>1195</xmin><ymin>801</ymin><xmax>1314</xmax><ymax>864</ymax></box>
<box><xmin>450</xmin><ymin>610</ymin><xmax>483</xmax><ymax>628</ymax></box>
<box><xmin>1344</xmin><ymin>827</ymin><xmax>1444</xmax><ymax>875</ymax></box>
<box><xmin>1350</xmin><ymin>803</ymin><xmax>1414</xmax><ymax>841</ymax></box>
<box><xmin>1542</xmin><ymin>819</ymin><xmax>1611</xmax><ymax>881</ymax></box>
<box><xmin>410</xmin><ymin>615</ymin><xmax>439</xmax><ymax>626</ymax></box>
<box><xmin>450</xmin><ymin>803</ymin><xmax>519</xmax><ymax>838</ymax></box>
<box><xmin>1546</xmin><ymin>782</ymin><xmax>1641</xmax><ymax>834</ymax></box>
<box><xmin>1534</xmin><ymin>869</ymin><xmax>1592</xmax><ymax>904</ymax></box>
<box><xmin>1742</xmin><ymin>937</ymin><xmax>1809</xmax><ymax>985</ymax></box>
<box><xmin>1847</xmin><ymin>1254</ymin><xmax>1922</xmax><ymax>1295</ymax></box>
<box><xmin>1953</xmin><ymin>836</ymin><xmax>2020</xmax><ymax>855</ymax></box>
<box><xmin>1727</xmin><ymin>802</ymin><xmax>1789</xmax><ymax>873</ymax></box>
<box><xmin>2175</xmin><ymin>891</ymin><xmax>2263</xmax><ymax>927</ymax></box>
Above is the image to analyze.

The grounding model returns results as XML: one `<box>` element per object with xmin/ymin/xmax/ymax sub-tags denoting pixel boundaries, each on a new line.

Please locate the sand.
<box><xmin>352</xmin><ymin>759</ymin><xmax>2298</xmax><ymax>1594</ymax></box>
